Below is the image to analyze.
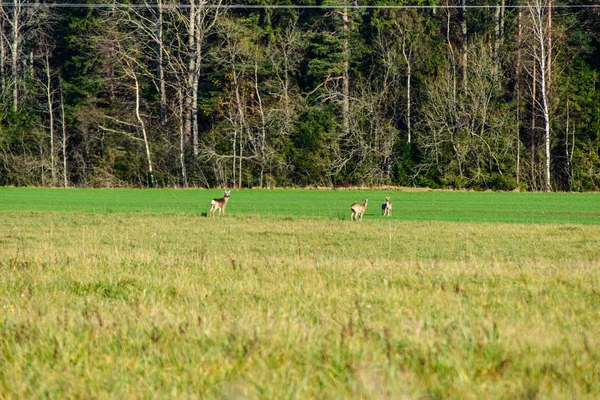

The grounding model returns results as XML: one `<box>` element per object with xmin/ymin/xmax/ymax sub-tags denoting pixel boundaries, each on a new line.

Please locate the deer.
<box><xmin>209</xmin><ymin>190</ymin><xmax>230</xmax><ymax>217</ymax></box>
<box><xmin>382</xmin><ymin>196</ymin><xmax>392</xmax><ymax>216</ymax></box>
<box><xmin>350</xmin><ymin>199</ymin><xmax>368</xmax><ymax>221</ymax></box>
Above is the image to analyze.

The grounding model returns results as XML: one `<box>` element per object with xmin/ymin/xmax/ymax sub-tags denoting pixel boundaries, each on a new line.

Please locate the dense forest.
<box><xmin>0</xmin><ymin>1</ymin><xmax>599</xmax><ymax>190</ymax></box>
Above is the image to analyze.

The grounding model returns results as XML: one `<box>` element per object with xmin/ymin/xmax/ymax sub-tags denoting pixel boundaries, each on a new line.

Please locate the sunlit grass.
<box><xmin>1</xmin><ymin>210</ymin><xmax>599</xmax><ymax>398</ymax></box>
<box><xmin>2</xmin><ymin>187</ymin><xmax>600</xmax><ymax>224</ymax></box>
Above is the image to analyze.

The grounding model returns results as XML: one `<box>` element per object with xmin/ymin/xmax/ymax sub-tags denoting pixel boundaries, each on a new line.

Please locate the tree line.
<box><xmin>1</xmin><ymin>1</ymin><xmax>599</xmax><ymax>191</ymax></box>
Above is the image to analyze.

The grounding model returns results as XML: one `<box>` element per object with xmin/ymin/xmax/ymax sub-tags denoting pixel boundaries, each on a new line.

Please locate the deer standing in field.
<box><xmin>350</xmin><ymin>199</ymin><xmax>368</xmax><ymax>221</ymax></box>
<box><xmin>382</xmin><ymin>196</ymin><xmax>392</xmax><ymax>216</ymax></box>
<box><xmin>209</xmin><ymin>190</ymin><xmax>230</xmax><ymax>217</ymax></box>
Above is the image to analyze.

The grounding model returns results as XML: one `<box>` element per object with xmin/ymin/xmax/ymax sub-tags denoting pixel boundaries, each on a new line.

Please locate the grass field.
<box><xmin>1</xmin><ymin>188</ymin><xmax>600</xmax><ymax>398</ymax></box>
<box><xmin>1</xmin><ymin>186</ymin><xmax>600</xmax><ymax>224</ymax></box>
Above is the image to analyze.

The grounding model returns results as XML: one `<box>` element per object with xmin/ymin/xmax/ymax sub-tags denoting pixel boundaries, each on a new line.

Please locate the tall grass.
<box><xmin>1</xmin><ymin>210</ymin><xmax>599</xmax><ymax>398</ymax></box>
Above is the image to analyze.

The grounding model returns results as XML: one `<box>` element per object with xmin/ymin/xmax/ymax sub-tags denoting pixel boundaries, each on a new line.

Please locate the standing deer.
<box><xmin>382</xmin><ymin>196</ymin><xmax>392</xmax><ymax>216</ymax></box>
<box><xmin>350</xmin><ymin>199</ymin><xmax>368</xmax><ymax>221</ymax></box>
<box><xmin>209</xmin><ymin>190</ymin><xmax>230</xmax><ymax>217</ymax></box>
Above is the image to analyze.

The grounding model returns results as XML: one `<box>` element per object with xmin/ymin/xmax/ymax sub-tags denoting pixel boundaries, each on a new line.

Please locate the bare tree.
<box><xmin>267</xmin><ymin>17</ymin><xmax>302</xmax><ymax>130</ymax></box>
<box><xmin>3</xmin><ymin>0</ymin><xmax>45</xmax><ymax>112</ymax></box>
<box><xmin>9</xmin><ymin>0</ymin><xmax>20</xmax><ymax>111</ymax></box>
<box><xmin>341</xmin><ymin>0</ymin><xmax>350</xmax><ymax>138</ymax></box>
<box><xmin>527</xmin><ymin>0</ymin><xmax>552</xmax><ymax>191</ymax></box>
<box><xmin>0</xmin><ymin>0</ymin><xmax>7</xmax><ymax>95</ymax></box>
<box><xmin>95</xmin><ymin>22</ymin><xmax>156</xmax><ymax>187</ymax></box>
<box><xmin>460</xmin><ymin>0</ymin><xmax>468</xmax><ymax>91</ymax></box>
<box><xmin>59</xmin><ymin>82</ymin><xmax>68</xmax><ymax>188</ymax></box>
<box><xmin>206</xmin><ymin>17</ymin><xmax>253</xmax><ymax>188</ymax></box>
<box><xmin>182</xmin><ymin>0</ymin><xmax>222</xmax><ymax>157</ymax></box>
<box><xmin>156</xmin><ymin>0</ymin><xmax>166</xmax><ymax>125</ymax></box>
<box><xmin>177</xmin><ymin>86</ymin><xmax>188</xmax><ymax>187</ymax></box>
<box><xmin>419</xmin><ymin>41</ymin><xmax>514</xmax><ymax>188</ymax></box>
<box><xmin>253</xmin><ymin>59</ymin><xmax>268</xmax><ymax>188</ymax></box>
<box><xmin>259</xmin><ymin>17</ymin><xmax>304</xmax><ymax>187</ymax></box>
<box><xmin>515</xmin><ymin>9</ymin><xmax>523</xmax><ymax>187</ymax></box>
<box><xmin>41</xmin><ymin>39</ymin><xmax>57</xmax><ymax>185</ymax></box>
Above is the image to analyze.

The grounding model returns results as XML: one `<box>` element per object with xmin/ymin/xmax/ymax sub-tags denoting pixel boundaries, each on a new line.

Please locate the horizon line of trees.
<box><xmin>1</xmin><ymin>1</ymin><xmax>599</xmax><ymax>191</ymax></box>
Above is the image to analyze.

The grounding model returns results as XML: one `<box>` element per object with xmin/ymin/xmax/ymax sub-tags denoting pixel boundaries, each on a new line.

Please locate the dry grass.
<box><xmin>1</xmin><ymin>211</ymin><xmax>599</xmax><ymax>398</ymax></box>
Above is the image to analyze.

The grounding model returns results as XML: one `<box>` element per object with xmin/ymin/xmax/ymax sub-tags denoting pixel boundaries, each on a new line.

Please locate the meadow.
<box><xmin>2</xmin><ymin>186</ymin><xmax>600</xmax><ymax>224</ymax></box>
<box><xmin>1</xmin><ymin>188</ymin><xmax>599</xmax><ymax>398</ymax></box>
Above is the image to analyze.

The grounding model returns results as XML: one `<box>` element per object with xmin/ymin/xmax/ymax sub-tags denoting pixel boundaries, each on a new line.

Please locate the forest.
<box><xmin>0</xmin><ymin>1</ymin><xmax>599</xmax><ymax>191</ymax></box>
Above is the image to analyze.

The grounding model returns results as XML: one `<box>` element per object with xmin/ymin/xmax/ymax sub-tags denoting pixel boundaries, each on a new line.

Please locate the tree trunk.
<box><xmin>45</xmin><ymin>53</ymin><xmax>56</xmax><ymax>185</ymax></box>
<box><xmin>494</xmin><ymin>3</ymin><xmax>500</xmax><ymax>65</ymax></box>
<box><xmin>0</xmin><ymin>1</ymin><xmax>6</xmax><ymax>94</ymax></box>
<box><xmin>531</xmin><ymin>65</ymin><xmax>536</xmax><ymax>190</ymax></box>
<box><xmin>254</xmin><ymin>61</ymin><xmax>267</xmax><ymax>187</ymax></box>
<box><xmin>11</xmin><ymin>0</ymin><xmax>20</xmax><ymax>112</ymax></box>
<box><xmin>184</xmin><ymin>1</ymin><xmax>196</xmax><ymax>157</ymax></box>
<box><xmin>231</xmin><ymin>61</ymin><xmax>244</xmax><ymax>188</ymax></box>
<box><xmin>547</xmin><ymin>0</ymin><xmax>552</xmax><ymax>85</ymax></box>
<box><xmin>178</xmin><ymin>87</ymin><xmax>188</xmax><ymax>187</ymax></box>
<box><xmin>133</xmin><ymin>73</ymin><xmax>154</xmax><ymax>187</ymax></box>
<box><xmin>401</xmin><ymin>32</ymin><xmax>412</xmax><ymax>144</ymax></box>
<box><xmin>565</xmin><ymin>97</ymin><xmax>571</xmax><ymax>191</ymax></box>
<box><xmin>342</xmin><ymin>2</ymin><xmax>350</xmax><ymax>137</ymax></box>
<box><xmin>192</xmin><ymin>6</ymin><xmax>203</xmax><ymax>157</ymax></box>
<box><xmin>541</xmin><ymin>66</ymin><xmax>551</xmax><ymax>192</ymax></box>
<box><xmin>528</xmin><ymin>0</ymin><xmax>551</xmax><ymax>191</ymax></box>
<box><xmin>516</xmin><ymin>9</ymin><xmax>522</xmax><ymax>187</ymax></box>
<box><xmin>60</xmin><ymin>86</ymin><xmax>68</xmax><ymax>188</ymax></box>
<box><xmin>460</xmin><ymin>0</ymin><xmax>467</xmax><ymax>92</ymax></box>
<box><xmin>500</xmin><ymin>0</ymin><xmax>505</xmax><ymax>40</ymax></box>
<box><xmin>156</xmin><ymin>0</ymin><xmax>167</xmax><ymax>125</ymax></box>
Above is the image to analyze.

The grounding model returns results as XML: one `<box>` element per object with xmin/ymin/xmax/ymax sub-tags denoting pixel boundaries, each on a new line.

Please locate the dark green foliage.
<box><xmin>1</xmin><ymin>2</ymin><xmax>600</xmax><ymax>191</ymax></box>
<box><xmin>289</xmin><ymin>108</ymin><xmax>339</xmax><ymax>186</ymax></box>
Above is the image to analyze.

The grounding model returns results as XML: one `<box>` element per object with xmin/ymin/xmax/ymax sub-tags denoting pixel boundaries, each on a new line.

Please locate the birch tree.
<box><xmin>527</xmin><ymin>0</ymin><xmax>552</xmax><ymax>191</ymax></box>
<box><xmin>9</xmin><ymin>0</ymin><xmax>21</xmax><ymax>111</ymax></box>
<box><xmin>41</xmin><ymin>37</ymin><xmax>57</xmax><ymax>185</ymax></box>
<box><xmin>59</xmin><ymin>82</ymin><xmax>68</xmax><ymax>188</ymax></box>
<box><xmin>419</xmin><ymin>41</ymin><xmax>515</xmax><ymax>189</ymax></box>
<box><xmin>0</xmin><ymin>1</ymin><xmax>7</xmax><ymax>96</ymax></box>
<box><xmin>4</xmin><ymin>0</ymin><xmax>46</xmax><ymax>112</ymax></box>
<box><xmin>95</xmin><ymin>22</ymin><xmax>156</xmax><ymax>186</ymax></box>
<box><xmin>180</xmin><ymin>0</ymin><xmax>222</xmax><ymax>157</ymax></box>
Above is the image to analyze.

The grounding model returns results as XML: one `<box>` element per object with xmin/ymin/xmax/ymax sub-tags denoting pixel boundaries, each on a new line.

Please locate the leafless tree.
<box><xmin>3</xmin><ymin>0</ymin><xmax>47</xmax><ymax>112</ymax></box>
<box><xmin>94</xmin><ymin>22</ymin><xmax>155</xmax><ymax>186</ymax></box>
<box><xmin>460</xmin><ymin>0</ymin><xmax>468</xmax><ymax>92</ymax></box>
<box><xmin>0</xmin><ymin>1</ymin><xmax>7</xmax><ymax>95</ymax></box>
<box><xmin>419</xmin><ymin>41</ymin><xmax>514</xmax><ymax>188</ymax></box>
<box><xmin>180</xmin><ymin>0</ymin><xmax>223</xmax><ymax>157</ymax></box>
<box><xmin>59</xmin><ymin>81</ymin><xmax>68</xmax><ymax>188</ymax></box>
<box><xmin>526</xmin><ymin>0</ymin><xmax>552</xmax><ymax>191</ymax></box>
<box><xmin>9</xmin><ymin>0</ymin><xmax>21</xmax><ymax>111</ymax></box>
<box><xmin>41</xmin><ymin>37</ymin><xmax>57</xmax><ymax>185</ymax></box>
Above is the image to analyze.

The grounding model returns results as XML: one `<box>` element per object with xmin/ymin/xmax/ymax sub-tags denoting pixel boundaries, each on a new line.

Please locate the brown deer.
<box><xmin>350</xmin><ymin>199</ymin><xmax>368</xmax><ymax>221</ymax></box>
<box><xmin>209</xmin><ymin>190</ymin><xmax>230</xmax><ymax>217</ymax></box>
<box><xmin>382</xmin><ymin>196</ymin><xmax>392</xmax><ymax>216</ymax></box>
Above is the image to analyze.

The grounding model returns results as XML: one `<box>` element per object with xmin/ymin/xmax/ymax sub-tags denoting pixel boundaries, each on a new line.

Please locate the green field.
<box><xmin>1</xmin><ymin>188</ymin><xmax>600</xmax><ymax>398</ymax></box>
<box><xmin>1</xmin><ymin>187</ymin><xmax>600</xmax><ymax>224</ymax></box>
